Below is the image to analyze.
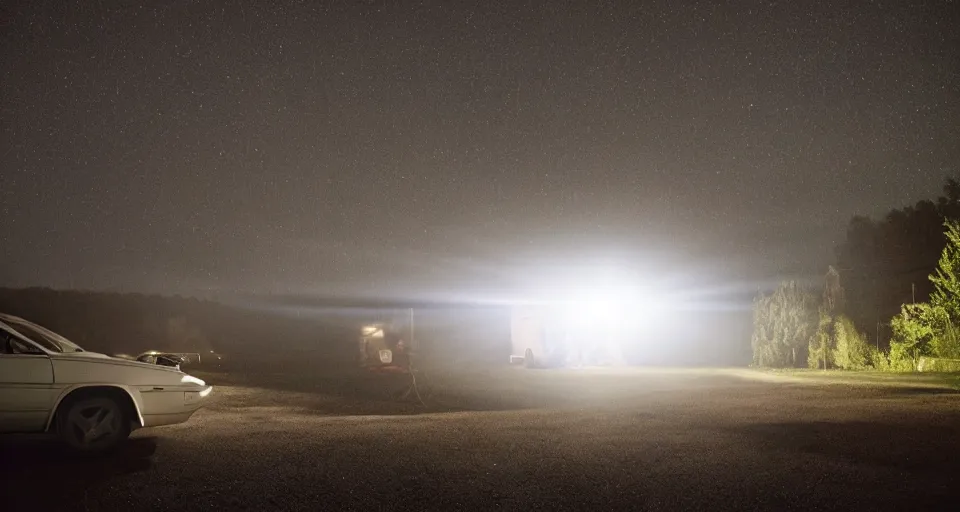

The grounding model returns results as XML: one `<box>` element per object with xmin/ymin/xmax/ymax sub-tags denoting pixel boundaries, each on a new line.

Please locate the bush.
<box><xmin>888</xmin><ymin>339</ymin><xmax>920</xmax><ymax>371</ymax></box>
<box><xmin>888</xmin><ymin>304</ymin><xmax>938</xmax><ymax>370</ymax></box>
<box><xmin>887</xmin><ymin>303</ymin><xmax>960</xmax><ymax>368</ymax></box>
<box><xmin>870</xmin><ymin>349</ymin><xmax>891</xmax><ymax>371</ymax></box>
<box><xmin>930</xmin><ymin>320</ymin><xmax>960</xmax><ymax>359</ymax></box>
<box><xmin>917</xmin><ymin>356</ymin><xmax>960</xmax><ymax>373</ymax></box>
<box><xmin>807</xmin><ymin>311</ymin><xmax>834</xmax><ymax>369</ymax></box>
<box><xmin>807</xmin><ymin>314</ymin><xmax>871</xmax><ymax>370</ymax></box>
<box><xmin>832</xmin><ymin>316</ymin><xmax>871</xmax><ymax>370</ymax></box>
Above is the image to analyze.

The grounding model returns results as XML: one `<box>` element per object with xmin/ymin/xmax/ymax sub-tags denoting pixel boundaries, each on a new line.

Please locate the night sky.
<box><xmin>2</xmin><ymin>1</ymin><xmax>957</xmax><ymax>302</ymax></box>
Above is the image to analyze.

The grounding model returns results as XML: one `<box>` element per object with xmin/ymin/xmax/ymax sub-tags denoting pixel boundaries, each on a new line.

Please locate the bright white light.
<box><xmin>558</xmin><ymin>282</ymin><xmax>635</xmax><ymax>324</ymax></box>
<box><xmin>569</xmin><ymin>298</ymin><xmax>616</xmax><ymax>324</ymax></box>
<box><xmin>361</xmin><ymin>325</ymin><xmax>384</xmax><ymax>338</ymax></box>
<box><xmin>527</xmin><ymin>264</ymin><xmax>680</xmax><ymax>336</ymax></box>
<box><xmin>553</xmin><ymin>280</ymin><xmax>677</xmax><ymax>330</ymax></box>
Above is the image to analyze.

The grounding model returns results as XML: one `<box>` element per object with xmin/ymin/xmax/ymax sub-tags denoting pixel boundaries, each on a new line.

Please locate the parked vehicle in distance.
<box><xmin>0</xmin><ymin>313</ymin><xmax>213</xmax><ymax>452</ymax></box>
<box><xmin>136</xmin><ymin>350</ymin><xmax>191</xmax><ymax>369</ymax></box>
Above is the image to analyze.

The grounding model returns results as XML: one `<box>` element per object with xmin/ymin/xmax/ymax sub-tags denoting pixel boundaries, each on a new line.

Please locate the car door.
<box><xmin>0</xmin><ymin>326</ymin><xmax>56</xmax><ymax>433</ymax></box>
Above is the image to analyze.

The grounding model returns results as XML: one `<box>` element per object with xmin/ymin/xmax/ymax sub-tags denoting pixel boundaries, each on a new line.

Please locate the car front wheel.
<box><xmin>57</xmin><ymin>396</ymin><xmax>130</xmax><ymax>452</ymax></box>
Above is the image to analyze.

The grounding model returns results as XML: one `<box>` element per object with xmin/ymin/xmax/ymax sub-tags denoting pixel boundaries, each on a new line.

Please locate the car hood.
<box><xmin>50</xmin><ymin>351</ymin><xmax>183</xmax><ymax>373</ymax></box>
<box><xmin>54</xmin><ymin>351</ymin><xmax>112</xmax><ymax>359</ymax></box>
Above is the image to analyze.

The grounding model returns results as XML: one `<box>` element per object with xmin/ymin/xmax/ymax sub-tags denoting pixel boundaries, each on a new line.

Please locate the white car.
<box><xmin>0</xmin><ymin>313</ymin><xmax>213</xmax><ymax>451</ymax></box>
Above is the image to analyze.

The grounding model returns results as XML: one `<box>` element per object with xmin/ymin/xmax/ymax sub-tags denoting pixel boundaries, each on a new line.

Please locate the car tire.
<box><xmin>57</xmin><ymin>395</ymin><xmax>131</xmax><ymax>453</ymax></box>
<box><xmin>524</xmin><ymin>348</ymin><xmax>536</xmax><ymax>369</ymax></box>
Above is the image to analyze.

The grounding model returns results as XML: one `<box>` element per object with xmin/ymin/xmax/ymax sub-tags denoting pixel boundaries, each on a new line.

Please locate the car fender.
<box><xmin>45</xmin><ymin>383</ymin><xmax>145</xmax><ymax>431</ymax></box>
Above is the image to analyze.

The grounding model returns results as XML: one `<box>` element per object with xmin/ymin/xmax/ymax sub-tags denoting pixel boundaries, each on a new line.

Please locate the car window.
<box><xmin>11</xmin><ymin>337</ymin><xmax>45</xmax><ymax>355</ymax></box>
<box><xmin>0</xmin><ymin>328</ymin><xmax>45</xmax><ymax>355</ymax></box>
<box><xmin>0</xmin><ymin>317</ymin><xmax>85</xmax><ymax>353</ymax></box>
<box><xmin>0</xmin><ymin>329</ymin><xmax>13</xmax><ymax>354</ymax></box>
<box><xmin>5</xmin><ymin>321</ymin><xmax>64</xmax><ymax>352</ymax></box>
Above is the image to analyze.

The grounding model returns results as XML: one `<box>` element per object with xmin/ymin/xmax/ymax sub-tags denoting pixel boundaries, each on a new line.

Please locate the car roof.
<box><xmin>0</xmin><ymin>313</ymin><xmax>28</xmax><ymax>323</ymax></box>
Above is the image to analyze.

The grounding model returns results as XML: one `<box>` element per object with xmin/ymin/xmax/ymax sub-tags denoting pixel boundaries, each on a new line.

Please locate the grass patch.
<box><xmin>754</xmin><ymin>368</ymin><xmax>960</xmax><ymax>390</ymax></box>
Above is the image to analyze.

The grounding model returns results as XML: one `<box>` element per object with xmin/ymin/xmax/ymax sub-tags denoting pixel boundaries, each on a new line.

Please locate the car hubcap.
<box><xmin>68</xmin><ymin>404</ymin><xmax>117</xmax><ymax>445</ymax></box>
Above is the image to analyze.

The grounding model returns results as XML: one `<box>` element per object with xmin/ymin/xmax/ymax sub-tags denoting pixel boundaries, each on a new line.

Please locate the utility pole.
<box><xmin>912</xmin><ymin>283</ymin><xmax>916</xmax><ymax>304</ymax></box>
<box><xmin>876</xmin><ymin>321</ymin><xmax>880</xmax><ymax>350</ymax></box>
<box><xmin>823</xmin><ymin>339</ymin><xmax>828</xmax><ymax>371</ymax></box>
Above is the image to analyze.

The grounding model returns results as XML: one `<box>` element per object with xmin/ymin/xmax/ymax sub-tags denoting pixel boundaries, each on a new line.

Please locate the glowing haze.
<box><xmin>1</xmin><ymin>1</ymin><xmax>956</xmax><ymax>302</ymax></box>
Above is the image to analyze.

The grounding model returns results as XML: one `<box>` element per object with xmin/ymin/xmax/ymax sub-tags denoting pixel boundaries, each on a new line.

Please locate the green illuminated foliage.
<box><xmin>807</xmin><ymin>311</ymin><xmax>834</xmax><ymax>369</ymax></box>
<box><xmin>751</xmin><ymin>281</ymin><xmax>818</xmax><ymax>368</ymax></box>
<box><xmin>831</xmin><ymin>316</ymin><xmax>871</xmax><ymax>370</ymax></box>
<box><xmin>807</xmin><ymin>313</ymin><xmax>871</xmax><ymax>370</ymax></box>
<box><xmin>930</xmin><ymin>220</ymin><xmax>960</xmax><ymax>321</ymax></box>
<box><xmin>884</xmin><ymin>221</ymin><xmax>960</xmax><ymax>371</ymax></box>
<box><xmin>889</xmin><ymin>303</ymin><xmax>949</xmax><ymax>371</ymax></box>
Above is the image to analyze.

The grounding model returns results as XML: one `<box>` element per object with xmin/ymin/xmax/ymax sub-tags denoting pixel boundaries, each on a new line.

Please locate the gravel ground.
<box><xmin>2</xmin><ymin>368</ymin><xmax>960</xmax><ymax>511</ymax></box>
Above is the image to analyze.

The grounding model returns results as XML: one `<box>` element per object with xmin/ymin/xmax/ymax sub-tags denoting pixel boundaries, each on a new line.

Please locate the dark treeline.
<box><xmin>836</xmin><ymin>178</ymin><xmax>960</xmax><ymax>346</ymax></box>
<box><xmin>0</xmin><ymin>288</ymin><xmax>514</xmax><ymax>370</ymax></box>
<box><xmin>0</xmin><ymin>288</ymin><xmax>357</xmax><ymax>368</ymax></box>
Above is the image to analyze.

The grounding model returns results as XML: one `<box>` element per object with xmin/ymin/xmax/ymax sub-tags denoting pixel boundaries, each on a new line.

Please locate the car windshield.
<box><xmin>5</xmin><ymin>318</ymin><xmax>84</xmax><ymax>353</ymax></box>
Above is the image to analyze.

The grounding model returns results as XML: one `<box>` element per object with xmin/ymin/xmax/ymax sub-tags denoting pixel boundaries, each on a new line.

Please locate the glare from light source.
<box><xmin>552</xmin><ymin>279</ymin><xmax>677</xmax><ymax>335</ymax></box>
<box><xmin>558</xmin><ymin>282</ymin><xmax>633</xmax><ymax>321</ymax></box>
<box><xmin>361</xmin><ymin>325</ymin><xmax>384</xmax><ymax>337</ymax></box>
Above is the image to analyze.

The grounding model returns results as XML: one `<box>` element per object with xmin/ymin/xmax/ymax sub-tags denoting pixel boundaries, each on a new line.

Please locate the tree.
<box><xmin>929</xmin><ymin>219</ymin><xmax>960</xmax><ymax>321</ymax></box>
<box><xmin>885</xmin><ymin>220</ymin><xmax>960</xmax><ymax>369</ymax></box>
<box><xmin>889</xmin><ymin>304</ymin><xmax>938</xmax><ymax>371</ymax></box>
<box><xmin>822</xmin><ymin>266</ymin><xmax>844</xmax><ymax>315</ymax></box>
<box><xmin>808</xmin><ymin>311</ymin><xmax>834</xmax><ymax>369</ymax></box>
<box><xmin>752</xmin><ymin>281</ymin><xmax>818</xmax><ymax>368</ymax></box>
<box><xmin>836</xmin><ymin>178</ymin><xmax>960</xmax><ymax>345</ymax></box>
<box><xmin>808</xmin><ymin>267</ymin><xmax>844</xmax><ymax>369</ymax></box>
<box><xmin>832</xmin><ymin>316</ymin><xmax>871</xmax><ymax>370</ymax></box>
